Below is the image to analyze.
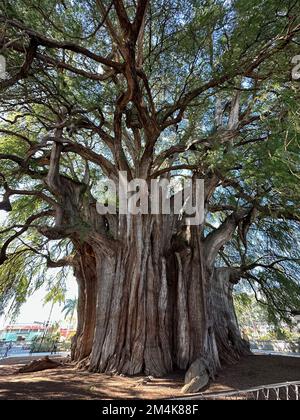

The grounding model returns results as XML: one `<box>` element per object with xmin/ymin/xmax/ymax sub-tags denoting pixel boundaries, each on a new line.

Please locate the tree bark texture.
<box><xmin>71</xmin><ymin>215</ymin><xmax>250</xmax><ymax>377</ymax></box>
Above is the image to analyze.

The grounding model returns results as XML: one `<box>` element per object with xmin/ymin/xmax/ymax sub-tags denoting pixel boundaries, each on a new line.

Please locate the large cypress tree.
<box><xmin>0</xmin><ymin>0</ymin><xmax>299</xmax><ymax>378</ymax></box>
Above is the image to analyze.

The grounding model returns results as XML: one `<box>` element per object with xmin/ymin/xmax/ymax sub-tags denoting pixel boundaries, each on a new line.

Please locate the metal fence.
<box><xmin>177</xmin><ymin>381</ymin><xmax>300</xmax><ymax>400</ymax></box>
<box><xmin>251</xmin><ymin>340</ymin><xmax>300</xmax><ymax>354</ymax></box>
<box><xmin>0</xmin><ymin>344</ymin><xmax>68</xmax><ymax>361</ymax></box>
<box><xmin>0</xmin><ymin>345</ymin><xmax>11</xmax><ymax>360</ymax></box>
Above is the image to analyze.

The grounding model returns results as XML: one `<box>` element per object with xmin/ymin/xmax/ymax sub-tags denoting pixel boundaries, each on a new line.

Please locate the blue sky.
<box><xmin>0</xmin><ymin>211</ymin><xmax>78</xmax><ymax>329</ymax></box>
<box><xmin>0</xmin><ymin>274</ymin><xmax>78</xmax><ymax>329</ymax></box>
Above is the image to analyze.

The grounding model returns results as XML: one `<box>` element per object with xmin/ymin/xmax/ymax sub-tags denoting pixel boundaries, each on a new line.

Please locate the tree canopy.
<box><xmin>0</xmin><ymin>0</ymin><xmax>300</xmax><ymax>325</ymax></box>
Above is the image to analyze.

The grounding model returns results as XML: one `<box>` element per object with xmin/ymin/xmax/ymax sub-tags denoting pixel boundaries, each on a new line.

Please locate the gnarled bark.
<box><xmin>212</xmin><ymin>268</ymin><xmax>251</xmax><ymax>365</ymax></box>
<box><xmin>71</xmin><ymin>244</ymin><xmax>97</xmax><ymax>362</ymax></box>
<box><xmin>71</xmin><ymin>215</ymin><xmax>250</xmax><ymax>377</ymax></box>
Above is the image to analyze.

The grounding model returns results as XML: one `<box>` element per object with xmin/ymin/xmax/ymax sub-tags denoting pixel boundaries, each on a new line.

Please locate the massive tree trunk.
<box><xmin>71</xmin><ymin>244</ymin><xmax>97</xmax><ymax>362</ymax></box>
<box><xmin>212</xmin><ymin>268</ymin><xmax>251</xmax><ymax>366</ymax></box>
<box><xmin>71</xmin><ymin>214</ymin><xmax>250</xmax><ymax>377</ymax></box>
<box><xmin>36</xmin><ymin>13</ymin><xmax>251</xmax><ymax>379</ymax></box>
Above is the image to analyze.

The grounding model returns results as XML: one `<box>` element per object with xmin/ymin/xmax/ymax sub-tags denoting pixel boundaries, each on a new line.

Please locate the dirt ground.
<box><xmin>0</xmin><ymin>355</ymin><xmax>299</xmax><ymax>400</ymax></box>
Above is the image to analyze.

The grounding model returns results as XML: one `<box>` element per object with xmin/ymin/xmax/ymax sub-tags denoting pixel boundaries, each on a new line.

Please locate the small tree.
<box><xmin>31</xmin><ymin>328</ymin><xmax>60</xmax><ymax>353</ymax></box>
<box><xmin>62</xmin><ymin>298</ymin><xmax>78</xmax><ymax>326</ymax></box>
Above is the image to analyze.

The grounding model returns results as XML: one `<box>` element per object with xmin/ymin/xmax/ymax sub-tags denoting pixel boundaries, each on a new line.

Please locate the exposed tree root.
<box><xmin>18</xmin><ymin>356</ymin><xmax>62</xmax><ymax>374</ymax></box>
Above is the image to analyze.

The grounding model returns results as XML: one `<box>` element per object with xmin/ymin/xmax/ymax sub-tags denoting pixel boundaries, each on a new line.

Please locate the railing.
<box><xmin>0</xmin><ymin>348</ymin><xmax>10</xmax><ymax>360</ymax></box>
<box><xmin>176</xmin><ymin>381</ymin><xmax>300</xmax><ymax>400</ymax></box>
<box><xmin>0</xmin><ymin>345</ymin><xmax>69</xmax><ymax>361</ymax></box>
<box><xmin>251</xmin><ymin>340</ymin><xmax>300</xmax><ymax>354</ymax></box>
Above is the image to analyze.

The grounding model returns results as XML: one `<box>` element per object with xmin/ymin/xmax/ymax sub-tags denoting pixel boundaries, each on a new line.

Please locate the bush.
<box><xmin>30</xmin><ymin>332</ymin><xmax>60</xmax><ymax>353</ymax></box>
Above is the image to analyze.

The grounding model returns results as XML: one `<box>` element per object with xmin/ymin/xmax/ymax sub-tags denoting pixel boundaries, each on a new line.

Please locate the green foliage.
<box><xmin>62</xmin><ymin>298</ymin><xmax>77</xmax><ymax>320</ymax></box>
<box><xmin>0</xmin><ymin>0</ymin><xmax>299</xmax><ymax>327</ymax></box>
<box><xmin>0</xmin><ymin>251</ymin><xmax>46</xmax><ymax>318</ymax></box>
<box><xmin>234</xmin><ymin>292</ymin><xmax>300</xmax><ymax>341</ymax></box>
<box><xmin>30</xmin><ymin>326</ymin><xmax>60</xmax><ymax>353</ymax></box>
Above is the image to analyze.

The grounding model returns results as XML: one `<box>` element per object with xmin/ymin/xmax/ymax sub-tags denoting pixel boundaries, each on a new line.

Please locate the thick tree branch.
<box><xmin>46</xmin><ymin>255</ymin><xmax>74</xmax><ymax>268</ymax></box>
<box><xmin>0</xmin><ymin>129</ymin><xmax>34</xmax><ymax>147</ymax></box>
<box><xmin>113</xmin><ymin>0</ymin><xmax>132</xmax><ymax>38</ymax></box>
<box><xmin>0</xmin><ymin>38</ymin><xmax>37</xmax><ymax>90</ymax></box>
<box><xmin>0</xmin><ymin>17</ymin><xmax>123</xmax><ymax>71</ymax></box>
<box><xmin>158</xmin><ymin>23</ymin><xmax>300</xmax><ymax>125</ymax></box>
<box><xmin>0</xmin><ymin>210</ymin><xmax>54</xmax><ymax>265</ymax></box>
<box><xmin>132</xmin><ymin>0</ymin><xmax>149</xmax><ymax>43</ymax></box>
<box><xmin>204</xmin><ymin>210</ymin><xmax>248</xmax><ymax>267</ymax></box>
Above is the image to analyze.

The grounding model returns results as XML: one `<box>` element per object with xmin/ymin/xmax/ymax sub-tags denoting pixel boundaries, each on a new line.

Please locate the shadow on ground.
<box><xmin>0</xmin><ymin>355</ymin><xmax>299</xmax><ymax>400</ymax></box>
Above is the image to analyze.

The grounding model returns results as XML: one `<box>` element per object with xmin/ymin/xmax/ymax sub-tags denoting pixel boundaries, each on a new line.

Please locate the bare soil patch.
<box><xmin>0</xmin><ymin>355</ymin><xmax>299</xmax><ymax>400</ymax></box>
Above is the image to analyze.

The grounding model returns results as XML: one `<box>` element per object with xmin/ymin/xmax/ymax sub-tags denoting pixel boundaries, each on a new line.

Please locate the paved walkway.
<box><xmin>0</xmin><ymin>351</ymin><xmax>69</xmax><ymax>362</ymax></box>
<box><xmin>0</xmin><ymin>355</ymin><xmax>299</xmax><ymax>400</ymax></box>
<box><xmin>253</xmin><ymin>349</ymin><xmax>300</xmax><ymax>358</ymax></box>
